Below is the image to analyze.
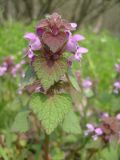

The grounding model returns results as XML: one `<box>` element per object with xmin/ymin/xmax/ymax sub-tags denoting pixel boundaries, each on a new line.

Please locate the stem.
<box><xmin>65</xmin><ymin>73</ymin><xmax>71</xmax><ymax>85</ymax></box>
<box><xmin>44</xmin><ymin>133</ymin><xmax>50</xmax><ymax>160</ymax></box>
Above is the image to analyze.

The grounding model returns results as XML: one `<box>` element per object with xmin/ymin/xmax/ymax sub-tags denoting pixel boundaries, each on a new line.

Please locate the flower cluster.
<box><xmin>113</xmin><ymin>63</ymin><xmax>120</xmax><ymax>94</ymax></box>
<box><xmin>85</xmin><ymin>124</ymin><xmax>103</xmax><ymax>141</ymax></box>
<box><xmin>0</xmin><ymin>56</ymin><xmax>25</xmax><ymax>78</ymax></box>
<box><xmin>85</xmin><ymin>113</ymin><xmax>120</xmax><ymax>142</ymax></box>
<box><xmin>0</xmin><ymin>65</ymin><xmax>7</xmax><ymax>76</ymax></box>
<box><xmin>24</xmin><ymin>13</ymin><xmax>88</xmax><ymax>65</ymax></box>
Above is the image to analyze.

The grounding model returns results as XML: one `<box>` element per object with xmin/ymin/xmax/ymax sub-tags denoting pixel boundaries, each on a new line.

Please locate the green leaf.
<box><xmin>84</xmin><ymin>89</ymin><xmax>94</xmax><ymax>98</ymax></box>
<box><xmin>62</xmin><ymin>135</ymin><xmax>78</xmax><ymax>143</ymax></box>
<box><xmin>62</xmin><ymin>110</ymin><xmax>81</xmax><ymax>134</ymax></box>
<box><xmin>52</xmin><ymin>148</ymin><xmax>64</xmax><ymax>160</ymax></box>
<box><xmin>85</xmin><ymin>139</ymin><xmax>103</xmax><ymax>150</ymax></box>
<box><xmin>11</xmin><ymin>111</ymin><xmax>30</xmax><ymax>133</ymax></box>
<box><xmin>22</xmin><ymin>65</ymin><xmax>36</xmax><ymax>87</ymax></box>
<box><xmin>30</xmin><ymin>93</ymin><xmax>72</xmax><ymax>134</ymax></box>
<box><xmin>0</xmin><ymin>147</ymin><xmax>8</xmax><ymax>160</ymax></box>
<box><xmin>68</xmin><ymin>69</ymin><xmax>80</xmax><ymax>91</ymax></box>
<box><xmin>33</xmin><ymin>56</ymin><xmax>68</xmax><ymax>90</ymax></box>
<box><xmin>100</xmin><ymin>145</ymin><xmax>119</xmax><ymax>160</ymax></box>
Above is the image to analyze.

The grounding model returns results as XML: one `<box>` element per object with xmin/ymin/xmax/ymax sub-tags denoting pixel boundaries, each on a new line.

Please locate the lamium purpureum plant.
<box><xmin>13</xmin><ymin>13</ymin><xmax>88</xmax><ymax>159</ymax></box>
<box><xmin>85</xmin><ymin>113</ymin><xmax>120</xmax><ymax>142</ymax></box>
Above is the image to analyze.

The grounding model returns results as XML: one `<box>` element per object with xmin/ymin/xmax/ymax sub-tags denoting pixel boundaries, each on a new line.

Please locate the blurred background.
<box><xmin>0</xmin><ymin>0</ymin><xmax>120</xmax><ymax>160</ymax></box>
<box><xmin>0</xmin><ymin>0</ymin><xmax>120</xmax><ymax>35</ymax></box>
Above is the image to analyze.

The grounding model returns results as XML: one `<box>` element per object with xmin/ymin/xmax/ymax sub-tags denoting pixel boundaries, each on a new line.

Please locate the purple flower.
<box><xmin>11</xmin><ymin>68</ymin><xmax>18</xmax><ymax>77</ymax></box>
<box><xmin>116</xmin><ymin>114</ymin><xmax>120</xmax><ymax>120</ymax></box>
<box><xmin>95</xmin><ymin>128</ymin><xmax>103</xmax><ymax>136</ymax></box>
<box><xmin>86</xmin><ymin>123</ymin><xmax>94</xmax><ymax>132</ymax></box>
<box><xmin>26</xmin><ymin>48</ymin><xmax>35</xmax><ymax>59</ymax></box>
<box><xmin>20</xmin><ymin>60</ymin><xmax>25</xmax><ymax>65</ymax></box>
<box><xmin>0</xmin><ymin>56</ymin><xmax>25</xmax><ymax>78</ymax></box>
<box><xmin>66</xmin><ymin>34</ymin><xmax>88</xmax><ymax>62</ymax></box>
<box><xmin>24</xmin><ymin>33</ymin><xmax>41</xmax><ymax>59</ymax></box>
<box><xmin>100</xmin><ymin>112</ymin><xmax>109</xmax><ymax>118</ymax></box>
<box><xmin>24</xmin><ymin>13</ymin><xmax>88</xmax><ymax>65</ymax></box>
<box><xmin>92</xmin><ymin>135</ymin><xmax>98</xmax><ymax>141</ymax></box>
<box><xmin>24</xmin><ymin>33</ymin><xmax>41</xmax><ymax>51</ymax></box>
<box><xmin>11</xmin><ymin>61</ymin><xmax>25</xmax><ymax>77</ymax></box>
<box><xmin>66</xmin><ymin>34</ymin><xmax>85</xmax><ymax>53</ymax></box>
<box><xmin>82</xmin><ymin>79</ymin><xmax>92</xmax><ymax>89</ymax></box>
<box><xmin>114</xmin><ymin>81</ymin><xmax>120</xmax><ymax>89</ymax></box>
<box><xmin>113</xmin><ymin>81</ymin><xmax>120</xmax><ymax>94</ymax></box>
<box><xmin>0</xmin><ymin>66</ymin><xmax>7</xmax><ymax>76</ymax></box>
<box><xmin>74</xmin><ymin>47</ymin><xmax>88</xmax><ymax>61</ymax></box>
<box><xmin>115</xmin><ymin>64</ymin><xmax>120</xmax><ymax>73</ymax></box>
<box><xmin>36</xmin><ymin>13</ymin><xmax>73</xmax><ymax>54</ymax></box>
<box><xmin>70</xmin><ymin>23</ymin><xmax>77</xmax><ymax>30</ymax></box>
<box><xmin>84</xmin><ymin>123</ymin><xmax>94</xmax><ymax>137</ymax></box>
<box><xmin>85</xmin><ymin>127</ymin><xmax>103</xmax><ymax>141</ymax></box>
<box><xmin>11</xmin><ymin>64</ymin><xmax>21</xmax><ymax>77</ymax></box>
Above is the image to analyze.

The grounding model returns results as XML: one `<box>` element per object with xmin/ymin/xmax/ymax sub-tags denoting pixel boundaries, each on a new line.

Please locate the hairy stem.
<box><xmin>44</xmin><ymin>133</ymin><xmax>50</xmax><ymax>160</ymax></box>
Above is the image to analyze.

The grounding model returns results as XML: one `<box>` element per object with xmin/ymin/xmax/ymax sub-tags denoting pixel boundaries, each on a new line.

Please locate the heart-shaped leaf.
<box><xmin>33</xmin><ymin>56</ymin><xmax>68</xmax><ymax>90</ymax></box>
<box><xmin>42</xmin><ymin>32</ymin><xmax>68</xmax><ymax>53</ymax></box>
<box><xmin>30</xmin><ymin>93</ymin><xmax>72</xmax><ymax>134</ymax></box>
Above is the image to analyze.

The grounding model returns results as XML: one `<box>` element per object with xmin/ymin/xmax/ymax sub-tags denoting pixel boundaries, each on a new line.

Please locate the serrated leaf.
<box><xmin>68</xmin><ymin>69</ymin><xmax>80</xmax><ymax>91</ymax></box>
<box><xmin>33</xmin><ymin>56</ymin><xmax>68</xmax><ymax>90</ymax></box>
<box><xmin>11</xmin><ymin>111</ymin><xmax>30</xmax><ymax>133</ymax></box>
<box><xmin>30</xmin><ymin>93</ymin><xmax>72</xmax><ymax>134</ymax></box>
<box><xmin>62</xmin><ymin>110</ymin><xmax>81</xmax><ymax>134</ymax></box>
